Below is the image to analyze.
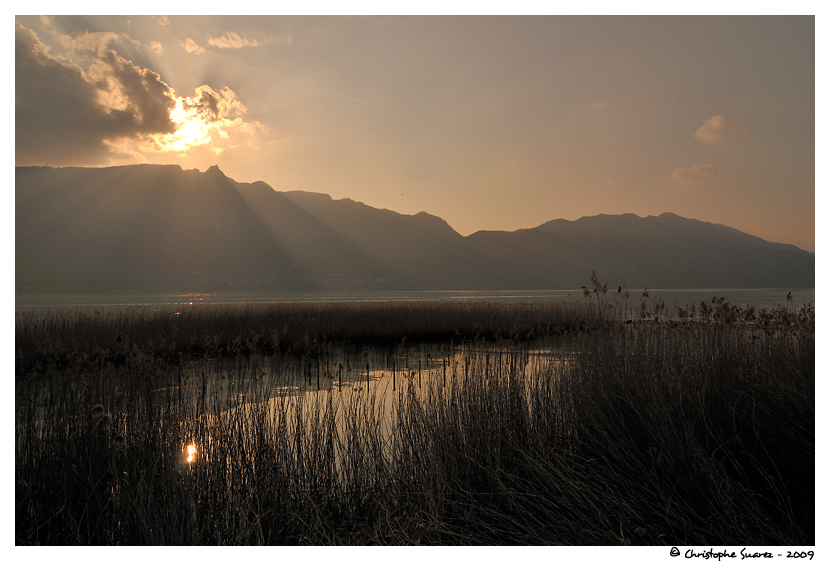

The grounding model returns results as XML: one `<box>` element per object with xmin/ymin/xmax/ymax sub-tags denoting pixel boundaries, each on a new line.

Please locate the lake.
<box><xmin>169</xmin><ymin>341</ymin><xmax>571</xmax><ymax>463</ymax></box>
<box><xmin>17</xmin><ymin>338</ymin><xmax>573</xmax><ymax>473</ymax></box>
<box><xmin>15</xmin><ymin>287</ymin><xmax>815</xmax><ymax>311</ymax></box>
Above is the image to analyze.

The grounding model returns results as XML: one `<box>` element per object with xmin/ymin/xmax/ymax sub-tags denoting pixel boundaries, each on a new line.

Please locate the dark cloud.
<box><xmin>15</xmin><ymin>23</ymin><xmax>175</xmax><ymax>166</ymax></box>
<box><xmin>40</xmin><ymin>15</ymin><xmax>100</xmax><ymax>38</ymax></box>
<box><xmin>187</xmin><ymin>87</ymin><xmax>222</xmax><ymax>122</ymax></box>
<box><xmin>97</xmin><ymin>50</ymin><xmax>176</xmax><ymax>134</ymax></box>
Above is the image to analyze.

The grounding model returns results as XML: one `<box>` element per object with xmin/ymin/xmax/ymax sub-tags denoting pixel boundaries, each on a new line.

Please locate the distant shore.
<box><xmin>15</xmin><ymin>287</ymin><xmax>815</xmax><ymax>312</ymax></box>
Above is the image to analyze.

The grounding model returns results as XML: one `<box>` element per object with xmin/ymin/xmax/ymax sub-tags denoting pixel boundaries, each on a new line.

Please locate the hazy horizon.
<box><xmin>15</xmin><ymin>15</ymin><xmax>815</xmax><ymax>251</ymax></box>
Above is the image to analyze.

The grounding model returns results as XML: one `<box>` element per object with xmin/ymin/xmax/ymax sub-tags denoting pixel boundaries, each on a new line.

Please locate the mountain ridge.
<box><xmin>15</xmin><ymin>164</ymin><xmax>814</xmax><ymax>293</ymax></box>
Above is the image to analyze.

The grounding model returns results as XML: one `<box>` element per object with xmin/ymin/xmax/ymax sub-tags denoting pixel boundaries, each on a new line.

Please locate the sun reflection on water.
<box><xmin>185</xmin><ymin>443</ymin><xmax>197</xmax><ymax>464</ymax></box>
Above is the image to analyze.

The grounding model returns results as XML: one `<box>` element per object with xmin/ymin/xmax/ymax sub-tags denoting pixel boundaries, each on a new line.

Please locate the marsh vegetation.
<box><xmin>15</xmin><ymin>300</ymin><xmax>814</xmax><ymax>545</ymax></box>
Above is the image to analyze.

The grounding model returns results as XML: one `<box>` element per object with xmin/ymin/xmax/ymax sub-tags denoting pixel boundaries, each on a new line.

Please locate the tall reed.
<box><xmin>16</xmin><ymin>301</ymin><xmax>601</xmax><ymax>375</ymax></box>
<box><xmin>16</xmin><ymin>303</ymin><xmax>813</xmax><ymax>545</ymax></box>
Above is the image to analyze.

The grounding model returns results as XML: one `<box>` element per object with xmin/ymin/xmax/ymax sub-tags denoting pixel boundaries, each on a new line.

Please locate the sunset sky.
<box><xmin>14</xmin><ymin>15</ymin><xmax>816</xmax><ymax>251</ymax></box>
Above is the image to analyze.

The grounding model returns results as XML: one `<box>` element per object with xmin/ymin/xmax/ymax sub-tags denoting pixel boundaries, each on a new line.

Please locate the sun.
<box><xmin>134</xmin><ymin>85</ymin><xmax>264</xmax><ymax>158</ymax></box>
<box><xmin>159</xmin><ymin>98</ymin><xmax>214</xmax><ymax>152</ymax></box>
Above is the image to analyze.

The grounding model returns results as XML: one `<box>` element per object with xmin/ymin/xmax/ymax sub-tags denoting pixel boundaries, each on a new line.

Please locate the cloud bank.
<box><xmin>15</xmin><ymin>22</ymin><xmax>265</xmax><ymax>166</ymax></box>
<box><xmin>15</xmin><ymin>22</ymin><xmax>175</xmax><ymax>165</ymax></box>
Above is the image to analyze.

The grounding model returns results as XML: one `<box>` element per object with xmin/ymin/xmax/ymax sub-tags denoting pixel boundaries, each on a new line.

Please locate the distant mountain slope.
<box><xmin>16</xmin><ymin>165</ymin><xmax>300</xmax><ymax>291</ymax></box>
<box><xmin>465</xmin><ymin>212</ymin><xmax>813</xmax><ymax>289</ymax></box>
<box><xmin>15</xmin><ymin>164</ymin><xmax>814</xmax><ymax>293</ymax></box>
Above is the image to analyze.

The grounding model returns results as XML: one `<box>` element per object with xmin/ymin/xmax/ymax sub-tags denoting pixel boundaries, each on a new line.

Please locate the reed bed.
<box><xmin>15</xmin><ymin>301</ymin><xmax>813</xmax><ymax>545</ymax></box>
<box><xmin>15</xmin><ymin>300</ymin><xmax>600</xmax><ymax>375</ymax></box>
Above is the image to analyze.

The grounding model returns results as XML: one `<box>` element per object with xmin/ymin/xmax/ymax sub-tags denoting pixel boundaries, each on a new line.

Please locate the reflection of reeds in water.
<box><xmin>16</xmin><ymin>304</ymin><xmax>813</xmax><ymax>545</ymax></box>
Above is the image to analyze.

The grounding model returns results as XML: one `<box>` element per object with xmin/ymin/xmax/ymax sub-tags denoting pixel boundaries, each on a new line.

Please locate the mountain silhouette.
<box><xmin>16</xmin><ymin>164</ymin><xmax>814</xmax><ymax>293</ymax></box>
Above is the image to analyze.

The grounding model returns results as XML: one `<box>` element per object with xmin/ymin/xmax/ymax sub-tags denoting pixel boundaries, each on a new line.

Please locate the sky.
<box><xmin>14</xmin><ymin>14</ymin><xmax>816</xmax><ymax>251</ymax></box>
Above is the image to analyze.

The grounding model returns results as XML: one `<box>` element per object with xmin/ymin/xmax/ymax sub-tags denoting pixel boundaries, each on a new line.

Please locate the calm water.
<box><xmin>15</xmin><ymin>288</ymin><xmax>815</xmax><ymax>311</ymax></box>
<box><xmin>168</xmin><ymin>341</ymin><xmax>572</xmax><ymax>466</ymax></box>
<box><xmin>18</xmin><ymin>340</ymin><xmax>571</xmax><ymax>466</ymax></box>
<box><xmin>152</xmin><ymin>341</ymin><xmax>570</xmax><ymax>415</ymax></box>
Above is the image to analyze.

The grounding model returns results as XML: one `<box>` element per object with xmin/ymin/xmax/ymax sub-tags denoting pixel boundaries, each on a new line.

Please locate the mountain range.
<box><xmin>15</xmin><ymin>164</ymin><xmax>814</xmax><ymax>294</ymax></box>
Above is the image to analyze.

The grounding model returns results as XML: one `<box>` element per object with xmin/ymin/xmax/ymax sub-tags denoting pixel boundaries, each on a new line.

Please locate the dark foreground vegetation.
<box><xmin>15</xmin><ymin>301</ymin><xmax>599</xmax><ymax>374</ymax></box>
<box><xmin>16</xmin><ymin>300</ymin><xmax>814</xmax><ymax>545</ymax></box>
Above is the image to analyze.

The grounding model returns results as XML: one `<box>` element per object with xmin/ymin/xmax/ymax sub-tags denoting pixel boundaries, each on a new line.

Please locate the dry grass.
<box><xmin>15</xmin><ymin>301</ymin><xmax>813</xmax><ymax>545</ymax></box>
<box><xmin>15</xmin><ymin>300</ymin><xmax>600</xmax><ymax>375</ymax></box>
